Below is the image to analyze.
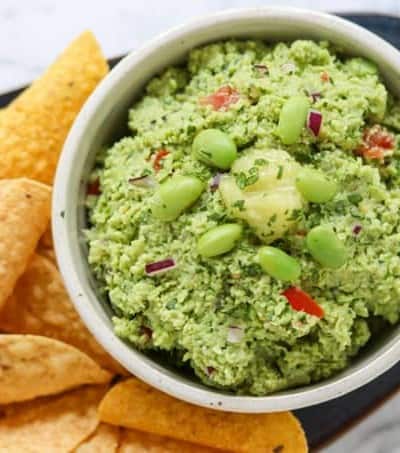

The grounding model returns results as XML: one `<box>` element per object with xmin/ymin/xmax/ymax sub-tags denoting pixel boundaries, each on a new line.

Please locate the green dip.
<box><xmin>86</xmin><ymin>40</ymin><xmax>400</xmax><ymax>395</ymax></box>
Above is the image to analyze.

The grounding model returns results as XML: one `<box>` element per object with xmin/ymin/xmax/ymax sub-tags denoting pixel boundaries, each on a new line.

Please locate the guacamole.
<box><xmin>86</xmin><ymin>40</ymin><xmax>400</xmax><ymax>395</ymax></box>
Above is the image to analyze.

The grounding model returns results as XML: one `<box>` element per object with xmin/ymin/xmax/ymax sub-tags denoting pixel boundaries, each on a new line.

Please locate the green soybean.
<box><xmin>306</xmin><ymin>225</ymin><xmax>347</xmax><ymax>269</ymax></box>
<box><xmin>296</xmin><ymin>168</ymin><xmax>337</xmax><ymax>203</ymax></box>
<box><xmin>152</xmin><ymin>175</ymin><xmax>204</xmax><ymax>221</ymax></box>
<box><xmin>198</xmin><ymin>224</ymin><xmax>242</xmax><ymax>258</ymax></box>
<box><xmin>277</xmin><ymin>95</ymin><xmax>311</xmax><ymax>145</ymax></box>
<box><xmin>192</xmin><ymin>129</ymin><xmax>237</xmax><ymax>170</ymax></box>
<box><xmin>258</xmin><ymin>246</ymin><xmax>301</xmax><ymax>281</ymax></box>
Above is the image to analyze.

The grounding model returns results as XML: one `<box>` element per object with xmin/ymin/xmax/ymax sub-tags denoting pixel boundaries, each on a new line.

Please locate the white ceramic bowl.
<box><xmin>53</xmin><ymin>7</ymin><xmax>400</xmax><ymax>413</ymax></box>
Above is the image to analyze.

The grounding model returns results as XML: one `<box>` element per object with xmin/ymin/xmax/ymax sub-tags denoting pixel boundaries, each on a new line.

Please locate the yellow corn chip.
<box><xmin>39</xmin><ymin>222</ymin><xmax>53</xmax><ymax>250</ymax></box>
<box><xmin>0</xmin><ymin>31</ymin><xmax>108</xmax><ymax>184</ymax></box>
<box><xmin>0</xmin><ymin>254</ymin><xmax>126</xmax><ymax>375</ymax></box>
<box><xmin>99</xmin><ymin>379</ymin><xmax>308</xmax><ymax>453</ymax></box>
<box><xmin>37</xmin><ymin>245</ymin><xmax>56</xmax><ymax>264</ymax></box>
<box><xmin>0</xmin><ymin>334</ymin><xmax>112</xmax><ymax>404</ymax></box>
<box><xmin>74</xmin><ymin>423</ymin><xmax>120</xmax><ymax>453</ymax></box>
<box><xmin>118</xmin><ymin>428</ymin><xmax>227</xmax><ymax>453</ymax></box>
<box><xmin>0</xmin><ymin>179</ymin><xmax>51</xmax><ymax>310</ymax></box>
<box><xmin>0</xmin><ymin>385</ymin><xmax>108</xmax><ymax>452</ymax></box>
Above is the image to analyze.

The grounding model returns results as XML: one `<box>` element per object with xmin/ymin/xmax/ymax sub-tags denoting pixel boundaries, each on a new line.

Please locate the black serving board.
<box><xmin>1</xmin><ymin>13</ymin><xmax>400</xmax><ymax>451</ymax></box>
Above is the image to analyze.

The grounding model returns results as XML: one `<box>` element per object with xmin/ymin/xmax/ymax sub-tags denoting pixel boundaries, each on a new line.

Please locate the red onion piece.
<box><xmin>206</xmin><ymin>366</ymin><xmax>215</xmax><ymax>376</ymax></box>
<box><xmin>140</xmin><ymin>326</ymin><xmax>153</xmax><ymax>339</ymax></box>
<box><xmin>210</xmin><ymin>173</ymin><xmax>222</xmax><ymax>191</ymax></box>
<box><xmin>145</xmin><ymin>258</ymin><xmax>176</xmax><ymax>275</ymax></box>
<box><xmin>310</xmin><ymin>92</ymin><xmax>322</xmax><ymax>103</ymax></box>
<box><xmin>87</xmin><ymin>179</ymin><xmax>101</xmax><ymax>196</ymax></box>
<box><xmin>281</xmin><ymin>62</ymin><xmax>296</xmax><ymax>74</ymax></box>
<box><xmin>305</xmin><ymin>89</ymin><xmax>322</xmax><ymax>103</ymax></box>
<box><xmin>307</xmin><ymin>110</ymin><xmax>323</xmax><ymax>137</ymax></box>
<box><xmin>129</xmin><ymin>175</ymin><xmax>157</xmax><ymax>188</ymax></box>
<box><xmin>352</xmin><ymin>224</ymin><xmax>362</xmax><ymax>235</ymax></box>
<box><xmin>253</xmin><ymin>64</ymin><xmax>269</xmax><ymax>75</ymax></box>
<box><xmin>227</xmin><ymin>326</ymin><xmax>244</xmax><ymax>343</ymax></box>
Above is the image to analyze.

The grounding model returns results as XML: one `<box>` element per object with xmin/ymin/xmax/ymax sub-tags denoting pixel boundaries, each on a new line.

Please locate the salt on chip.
<box><xmin>99</xmin><ymin>379</ymin><xmax>308</xmax><ymax>453</ymax></box>
<box><xmin>0</xmin><ymin>385</ymin><xmax>108</xmax><ymax>453</ymax></box>
<box><xmin>0</xmin><ymin>178</ymin><xmax>51</xmax><ymax>310</ymax></box>
<box><xmin>118</xmin><ymin>428</ymin><xmax>225</xmax><ymax>453</ymax></box>
<box><xmin>73</xmin><ymin>423</ymin><xmax>120</xmax><ymax>453</ymax></box>
<box><xmin>0</xmin><ymin>254</ymin><xmax>126</xmax><ymax>375</ymax></box>
<box><xmin>0</xmin><ymin>31</ymin><xmax>108</xmax><ymax>184</ymax></box>
<box><xmin>0</xmin><ymin>334</ymin><xmax>112</xmax><ymax>404</ymax></box>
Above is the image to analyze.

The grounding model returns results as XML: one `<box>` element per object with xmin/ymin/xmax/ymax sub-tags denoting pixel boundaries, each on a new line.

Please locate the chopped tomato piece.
<box><xmin>87</xmin><ymin>179</ymin><xmax>101</xmax><ymax>195</ymax></box>
<box><xmin>357</xmin><ymin>125</ymin><xmax>395</xmax><ymax>160</ymax></box>
<box><xmin>153</xmin><ymin>149</ymin><xmax>170</xmax><ymax>171</ymax></box>
<box><xmin>320</xmin><ymin>71</ymin><xmax>330</xmax><ymax>82</ymax></box>
<box><xmin>199</xmin><ymin>85</ymin><xmax>240</xmax><ymax>111</ymax></box>
<box><xmin>282</xmin><ymin>286</ymin><xmax>324</xmax><ymax>318</ymax></box>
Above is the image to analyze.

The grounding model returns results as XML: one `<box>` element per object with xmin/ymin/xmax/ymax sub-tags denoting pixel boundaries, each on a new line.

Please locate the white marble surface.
<box><xmin>1</xmin><ymin>1</ymin><xmax>400</xmax><ymax>452</ymax></box>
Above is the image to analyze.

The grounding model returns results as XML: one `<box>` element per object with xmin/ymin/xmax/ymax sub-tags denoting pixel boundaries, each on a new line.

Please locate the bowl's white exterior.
<box><xmin>53</xmin><ymin>7</ymin><xmax>400</xmax><ymax>413</ymax></box>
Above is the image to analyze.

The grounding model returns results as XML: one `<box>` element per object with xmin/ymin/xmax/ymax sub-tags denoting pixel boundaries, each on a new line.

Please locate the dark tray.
<box><xmin>1</xmin><ymin>13</ymin><xmax>400</xmax><ymax>451</ymax></box>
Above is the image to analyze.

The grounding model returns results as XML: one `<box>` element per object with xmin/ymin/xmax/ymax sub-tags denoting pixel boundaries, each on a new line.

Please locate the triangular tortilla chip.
<box><xmin>0</xmin><ymin>385</ymin><xmax>108</xmax><ymax>452</ymax></box>
<box><xmin>0</xmin><ymin>254</ymin><xmax>126</xmax><ymax>375</ymax></box>
<box><xmin>74</xmin><ymin>423</ymin><xmax>120</xmax><ymax>453</ymax></box>
<box><xmin>0</xmin><ymin>31</ymin><xmax>108</xmax><ymax>184</ymax></box>
<box><xmin>0</xmin><ymin>179</ymin><xmax>51</xmax><ymax>310</ymax></box>
<box><xmin>0</xmin><ymin>334</ymin><xmax>112</xmax><ymax>404</ymax></box>
<box><xmin>118</xmin><ymin>428</ymin><xmax>227</xmax><ymax>453</ymax></box>
<box><xmin>98</xmin><ymin>379</ymin><xmax>308</xmax><ymax>453</ymax></box>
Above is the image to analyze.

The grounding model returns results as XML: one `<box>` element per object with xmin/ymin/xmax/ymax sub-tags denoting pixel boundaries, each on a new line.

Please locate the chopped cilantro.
<box><xmin>348</xmin><ymin>192</ymin><xmax>363</xmax><ymax>205</ymax></box>
<box><xmin>287</xmin><ymin>209</ymin><xmax>301</xmax><ymax>221</ymax></box>
<box><xmin>235</xmin><ymin>172</ymin><xmax>248</xmax><ymax>189</ymax></box>
<box><xmin>234</xmin><ymin>167</ymin><xmax>259</xmax><ymax>189</ymax></box>
<box><xmin>232</xmin><ymin>200</ymin><xmax>246</xmax><ymax>211</ymax></box>
<box><xmin>267</xmin><ymin>213</ymin><xmax>277</xmax><ymax>226</ymax></box>
<box><xmin>254</xmin><ymin>158</ymin><xmax>268</xmax><ymax>166</ymax></box>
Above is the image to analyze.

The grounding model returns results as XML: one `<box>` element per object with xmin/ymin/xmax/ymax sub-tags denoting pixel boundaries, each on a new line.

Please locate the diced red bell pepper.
<box><xmin>282</xmin><ymin>286</ymin><xmax>324</xmax><ymax>318</ymax></box>
<box><xmin>357</xmin><ymin>125</ymin><xmax>395</xmax><ymax>160</ymax></box>
<box><xmin>153</xmin><ymin>149</ymin><xmax>170</xmax><ymax>172</ymax></box>
<box><xmin>199</xmin><ymin>85</ymin><xmax>240</xmax><ymax>111</ymax></box>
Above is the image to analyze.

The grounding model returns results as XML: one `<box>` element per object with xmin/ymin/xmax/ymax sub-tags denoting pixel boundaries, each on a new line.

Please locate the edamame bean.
<box><xmin>296</xmin><ymin>168</ymin><xmax>337</xmax><ymax>203</ymax></box>
<box><xmin>198</xmin><ymin>224</ymin><xmax>242</xmax><ymax>258</ymax></box>
<box><xmin>306</xmin><ymin>225</ymin><xmax>347</xmax><ymax>269</ymax></box>
<box><xmin>277</xmin><ymin>96</ymin><xmax>310</xmax><ymax>145</ymax></box>
<box><xmin>192</xmin><ymin>129</ymin><xmax>237</xmax><ymax>170</ymax></box>
<box><xmin>258</xmin><ymin>246</ymin><xmax>301</xmax><ymax>281</ymax></box>
<box><xmin>152</xmin><ymin>175</ymin><xmax>204</xmax><ymax>221</ymax></box>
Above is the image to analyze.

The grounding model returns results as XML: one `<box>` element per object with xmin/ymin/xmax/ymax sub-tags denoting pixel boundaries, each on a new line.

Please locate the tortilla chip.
<box><xmin>0</xmin><ymin>179</ymin><xmax>51</xmax><ymax>310</ymax></box>
<box><xmin>0</xmin><ymin>31</ymin><xmax>108</xmax><ymax>184</ymax></box>
<box><xmin>74</xmin><ymin>423</ymin><xmax>120</xmax><ymax>453</ymax></box>
<box><xmin>0</xmin><ymin>385</ymin><xmax>108</xmax><ymax>452</ymax></box>
<box><xmin>99</xmin><ymin>379</ymin><xmax>308</xmax><ymax>453</ymax></box>
<box><xmin>0</xmin><ymin>334</ymin><xmax>112</xmax><ymax>404</ymax></box>
<box><xmin>39</xmin><ymin>222</ymin><xmax>53</xmax><ymax>250</ymax></box>
<box><xmin>0</xmin><ymin>254</ymin><xmax>126</xmax><ymax>375</ymax></box>
<box><xmin>118</xmin><ymin>428</ymin><xmax>226</xmax><ymax>453</ymax></box>
<box><xmin>37</xmin><ymin>245</ymin><xmax>56</xmax><ymax>264</ymax></box>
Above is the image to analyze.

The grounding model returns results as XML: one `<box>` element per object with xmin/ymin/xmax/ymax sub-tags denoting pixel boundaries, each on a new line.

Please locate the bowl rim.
<box><xmin>53</xmin><ymin>6</ymin><xmax>400</xmax><ymax>412</ymax></box>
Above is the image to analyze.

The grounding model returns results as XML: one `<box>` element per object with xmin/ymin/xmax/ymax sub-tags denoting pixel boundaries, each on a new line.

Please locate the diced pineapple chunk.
<box><xmin>219</xmin><ymin>148</ymin><xmax>304</xmax><ymax>243</ymax></box>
